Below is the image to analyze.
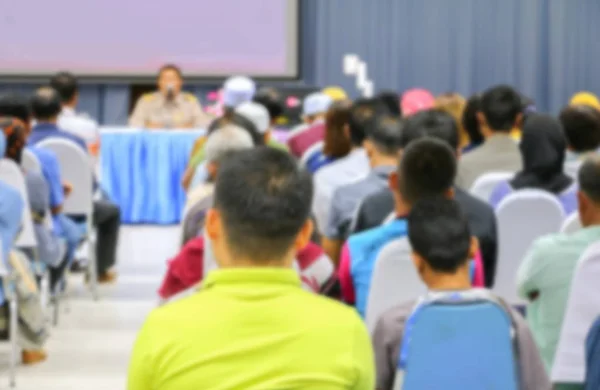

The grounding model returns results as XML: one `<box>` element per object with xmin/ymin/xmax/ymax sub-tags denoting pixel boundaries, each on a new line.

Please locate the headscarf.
<box><xmin>510</xmin><ymin>114</ymin><xmax>573</xmax><ymax>194</ymax></box>
<box><xmin>401</xmin><ymin>89</ymin><xmax>435</xmax><ymax>117</ymax></box>
<box><xmin>0</xmin><ymin>117</ymin><xmax>26</xmax><ymax>163</ymax></box>
<box><xmin>570</xmin><ymin>92</ymin><xmax>600</xmax><ymax>110</ymax></box>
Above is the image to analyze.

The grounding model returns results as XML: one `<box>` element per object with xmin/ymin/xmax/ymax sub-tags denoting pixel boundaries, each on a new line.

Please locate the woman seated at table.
<box><xmin>489</xmin><ymin>114</ymin><xmax>577</xmax><ymax>214</ymax></box>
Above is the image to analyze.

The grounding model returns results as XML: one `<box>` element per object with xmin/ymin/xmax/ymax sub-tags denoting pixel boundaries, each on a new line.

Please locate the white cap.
<box><xmin>222</xmin><ymin>76</ymin><xmax>256</xmax><ymax>108</ymax></box>
<box><xmin>235</xmin><ymin>101</ymin><xmax>270</xmax><ymax>134</ymax></box>
<box><xmin>302</xmin><ymin>92</ymin><xmax>332</xmax><ymax>117</ymax></box>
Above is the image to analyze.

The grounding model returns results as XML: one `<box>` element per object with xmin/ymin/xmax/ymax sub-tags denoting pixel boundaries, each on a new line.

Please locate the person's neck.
<box><xmin>582</xmin><ymin>212</ymin><xmax>600</xmax><ymax>228</ymax></box>
<box><xmin>219</xmin><ymin>259</ymin><xmax>294</xmax><ymax>269</ymax></box>
<box><xmin>63</xmin><ymin>102</ymin><xmax>76</xmax><ymax>110</ymax></box>
<box><xmin>369</xmin><ymin>154</ymin><xmax>397</xmax><ymax>169</ymax></box>
<box><xmin>36</xmin><ymin>118</ymin><xmax>57</xmax><ymax>125</ymax></box>
<box><xmin>394</xmin><ymin>198</ymin><xmax>410</xmax><ymax>218</ymax></box>
<box><xmin>427</xmin><ymin>271</ymin><xmax>471</xmax><ymax>291</ymax></box>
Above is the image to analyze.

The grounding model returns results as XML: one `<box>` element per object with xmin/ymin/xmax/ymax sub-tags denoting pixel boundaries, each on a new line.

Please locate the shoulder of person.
<box><xmin>140</xmin><ymin>92</ymin><xmax>160</xmax><ymax>103</ymax></box>
<box><xmin>527</xmin><ymin>233</ymin><xmax>567</xmax><ymax>259</ymax></box>
<box><xmin>182</xmin><ymin>92</ymin><xmax>199</xmax><ymax>103</ymax></box>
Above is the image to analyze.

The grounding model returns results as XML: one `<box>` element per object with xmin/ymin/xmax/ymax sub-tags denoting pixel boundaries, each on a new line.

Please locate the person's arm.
<box><xmin>188</xmin><ymin>95</ymin><xmax>209</xmax><ymax>128</ymax></box>
<box><xmin>350</xmin><ymin>317</ymin><xmax>375</xmax><ymax>390</ymax></box>
<box><xmin>127</xmin><ymin>317</ymin><xmax>156</xmax><ymax>390</ymax></box>
<box><xmin>44</xmin><ymin>154</ymin><xmax>65</xmax><ymax>215</ymax></box>
<box><xmin>516</xmin><ymin>239</ymin><xmax>547</xmax><ymax>301</ymax></box>
<box><xmin>512</xmin><ymin>310</ymin><xmax>552</xmax><ymax>390</ymax></box>
<box><xmin>128</xmin><ymin>97</ymin><xmax>148</xmax><ymax>128</ymax></box>
<box><xmin>322</xmin><ymin>237</ymin><xmax>343</xmax><ymax>266</ymax></box>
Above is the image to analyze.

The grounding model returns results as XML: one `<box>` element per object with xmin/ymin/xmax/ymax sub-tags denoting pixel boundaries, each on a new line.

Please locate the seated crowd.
<box><xmin>138</xmin><ymin>78</ymin><xmax>600</xmax><ymax>389</ymax></box>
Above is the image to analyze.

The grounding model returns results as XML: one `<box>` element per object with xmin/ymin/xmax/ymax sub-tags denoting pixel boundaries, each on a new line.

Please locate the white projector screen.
<box><xmin>0</xmin><ymin>0</ymin><xmax>299</xmax><ymax>78</ymax></box>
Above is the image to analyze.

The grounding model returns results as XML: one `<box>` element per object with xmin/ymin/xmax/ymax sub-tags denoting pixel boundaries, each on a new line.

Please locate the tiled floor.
<box><xmin>0</xmin><ymin>226</ymin><xmax>180</xmax><ymax>390</ymax></box>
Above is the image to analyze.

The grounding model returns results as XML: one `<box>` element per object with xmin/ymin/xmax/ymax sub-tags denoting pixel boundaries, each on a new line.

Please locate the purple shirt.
<box><xmin>490</xmin><ymin>180</ymin><xmax>578</xmax><ymax>215</ymax></box>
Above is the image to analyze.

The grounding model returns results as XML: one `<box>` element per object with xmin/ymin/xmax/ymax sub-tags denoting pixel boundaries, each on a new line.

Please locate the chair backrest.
<box><xmin>365</xmin><ymin>237</ymin><xmax>425</xmax><ymax>333</ymax></box>
<box><xmin>299</xmin><ymin>140</ymin><xmax>324</xmax><ymax>167</ymax></box>
<box><xmin>493</xmin><ymin>189</ymin><xmax>565</xmax><ymax>303</ymax></box>
<box><xmin>0</xmin><ymin>159</ymin><xmax>37</xmax><ymax>248</ymax></box>
<box><xmin>398</xmin><ymin>298</ymin><xmax>518</xmax><ymax>390</ymax></box>
<box><xmin>561</xmin><ymin>212</ymin><xmax>582</xmax><ymax>234</ymax></box>
<box><xmin>551</xmin><ymin>241</ymin><xmax>600</xmax><ymax>385</ymax></box>
<box><xmin>37</xmin><ymin>138</ymin><xmax>93</xmax><ymax>215</ymax></box>
<box><xmin>21</xmin><ymin>149</ymin><xmax>41</xmax><ymax>174</ymax></box>
<box><xmin>469</xmin><ymin>171</ymin><xmax>514</xmax><ymax>203</ymax></box>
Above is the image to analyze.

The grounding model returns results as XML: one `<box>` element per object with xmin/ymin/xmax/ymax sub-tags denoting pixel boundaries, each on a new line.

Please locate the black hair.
<box><xmin>253</xmin><ymin>87</ymin><xmax>284</xmax><ymax>120</ymax></box>
<box><xmin>480</xmin><ymin>85</ymin><xmax>522</xmax><ymax>132</ymax></box>
<box><xmin>398</xmin><ymin>137</ymin><xmax>456</xmax><ymax>204</ymax></box>
<box><xmin>400</xmin><ymin>109</ymin><xmax>459</xmax><ymax>150</ymax></box>
<box><xmin>348</xmin><ymin>98</ymin><xmax>387</xmax><ymax>146</ymax></box>
<box><xmin>0</xmin><ymin>93</ymin><xmax>31</xmax><ymax>124</ymax></box>
<box><xmin>559</xmin><ymin>105</ymin><xmax>600</xmax><ymax>153</ymax></box>
<box><xmin>158</xmin><ymin>64</ymin><xmax>183</xmax><ymax>79</ymax></box>
<box><xmin>376</xmin><ymin>91</ymin><xmax>402</xmax><ymax>117</ymax></box>
<box><xmin>367</xmin><ymin>116</ymin><xmax>404</xmax><ymax>156</ymax></box>
<box><xmin>408</xmin><ymin>196</ymin><xmax>471</xmax><ymax>273</ymax></box>
<box><xmin>214</xmin><ymin>147</ymin><xmax>313</xmax><ymax>261</ymax></box>
<box><xmin>50</xmin><ymin>72</ymin><xmax>78</xmax><ymax>103</ymax></box>
<box><xmin>462</xmin><ymin>94</ymin><xmax>484</xmax><ymax>145</ymax></box>
<box><xmin>30</xmin><ymin>87</ymin><xmax>62</xmax><ymax>120</ymax></box>
<box><xmin>207</xmin><ymin>111</ymin><xmax>264</xmax><ymax>146</ymax></box>
<box><xmin>578</xmin><ymin>157</ymin><xmax>600</xmax><ymax>204</ymax></box>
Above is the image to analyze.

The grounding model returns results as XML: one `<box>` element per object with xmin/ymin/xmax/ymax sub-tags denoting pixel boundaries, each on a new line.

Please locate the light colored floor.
<box><xmin>0</xmin><ymin>226</ymin><xmax>180</xmax><ymax>390</ymax></box>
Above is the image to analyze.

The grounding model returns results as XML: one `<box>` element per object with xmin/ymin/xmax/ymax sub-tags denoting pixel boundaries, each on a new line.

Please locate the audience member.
<box><xmin>434</xmin><ymin>93</ymin><xmax>467</xmax><ymax>148</ymax></box>
<box><xmin>235</xmin><ymin>101</ymin><xmax>287</xmax><ymax>150</ymax></box>
<box><xmin>350</xmin><ymin>110</ymin><xmax>498</xmax><ymax>287</ymax></box>
<box><xmin>570</xmin><ymin>91</ymin><xmax>600</xmax><ymax>111</ymax></box>
<box><xmin>517</xmin><ymin>157</ymin><xmax>600</xmax><ymax>380</ymax></box>
<box><xmin>50</xmin><ymin>72</ymin><xmax>98</xmax><ymax>145</ymax></box>
<box><xmin>490</xmin><ymin>114</ymin><xmax>577</xmax><ymax>214</ymax></box>
<box><xmin>456</xmin><ymin>85</ymin><xmax>523</xmax><ymax>189</ymax></box>
<box><xmin>322</xmin><ymin>116</ymin><xmax>402</xmax><ymax>263</ymax></box>
<box><xmin>400</xmin><ymin>88</ymin><xmax>435</xmax><ymax>117</ymax></box>
<box><xmin>287</xmin><ymin>92</ymin><xmax>332</xmax><ymax>158</ymax></box>
<box><xmin>130</xmin><ymin>147</ymin><xmax>374</xmax><ymax>389</ymax></box>
<box><xmin>560</xmin><ymin>105</ymin><xmax>600</xmax><ymax>178</ymax></box>
<box><xmin>304</xmin><ymin>99</ymin><xmax>352</xmax><ymax>173</ymax></box>
<box><xmin>371</xmin><ymin>197</ymin><xmax>550</xmax><ymax>390</ymax></box>
<box><xmin>461</xmin><ymin>94</ymin><xmax>484</xmax><ymax>152</ymax></box>
<box><xmin>128</xmin><ymin>64</ymin><xmax>208</xmax><ymax>128</ymax></box>
<box><xmin>28</xmin><ymin>87</ymin><xmax>121</xmax><ymax>283</ymax></box>
<box><xmin>376</xmin><ymin>91</ymin><xmax>401</xmax><ymax>117</ymax></box>
<box><xmin>252</xmin><ymin>86</ymin><xmax>285</xmax><ymax>139</ymax></box>
<box><xmin>312</xmin><ymin>98</ymin><xmax>376</xmax><ymax>233</ymax></box>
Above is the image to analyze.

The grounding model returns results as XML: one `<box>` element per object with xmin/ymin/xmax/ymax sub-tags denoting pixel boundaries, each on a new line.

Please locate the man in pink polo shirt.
<box><xmin>287</xmin><ymin>92</ymin><xmax>332</xmax><ymax>158</ymax></box>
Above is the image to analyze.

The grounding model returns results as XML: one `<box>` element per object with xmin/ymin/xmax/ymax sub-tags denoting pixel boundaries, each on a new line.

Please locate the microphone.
<box><xmin>166</xmin><ymin>84</ymin><xmax>175</xmax><ymax>101</ymax></box>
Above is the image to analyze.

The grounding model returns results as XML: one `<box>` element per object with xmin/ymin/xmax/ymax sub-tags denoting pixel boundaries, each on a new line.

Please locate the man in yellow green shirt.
<box><xmin>128</xmin><ymin>147</ymin><xmax>374</xmax><ymax>390</ymax></box>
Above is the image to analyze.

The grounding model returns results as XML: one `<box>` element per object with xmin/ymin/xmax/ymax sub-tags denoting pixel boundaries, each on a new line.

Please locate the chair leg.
<box><xmin>9</xmin><ymin>298</ymin><xmax>18</xmax><ymax>388</ymax></box>
<box><xmin>89</xmin><ymin>235</ymin><xmax>98</xmax><ymax>301</ymax></box>
<box><xmin>40</xmin><ymin>271</ymin><xmax>49</xmax><ymax>319</ymax></box>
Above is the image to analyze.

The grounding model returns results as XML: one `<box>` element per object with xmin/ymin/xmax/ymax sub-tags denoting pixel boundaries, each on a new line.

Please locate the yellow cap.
<box><xmin>570</xmin><ymin>92</ymin><xmax>600</xmax><ymax>109</ymax></box>
<box><xmin>322</xmin><ymin>86</ymin><xmax>347</xmax><ymax>101</ymax></box>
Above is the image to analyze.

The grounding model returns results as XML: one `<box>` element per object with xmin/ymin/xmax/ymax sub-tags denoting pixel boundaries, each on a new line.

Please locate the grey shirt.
<box><xmin>456</xmin><ymin>134</ymin><xmax>522</xmax><ymax>190</ymax></box>
<box><xmin>372</xmin><ymin>298</ymin><xmax>551</xmax><ymax>390</ymax></box>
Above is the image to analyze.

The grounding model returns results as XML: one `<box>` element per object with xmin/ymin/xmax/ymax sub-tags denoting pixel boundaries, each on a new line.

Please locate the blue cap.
<box><xmin>302</xmin><ymin>92</ymin><xmax>332</xmax><ymax>117</ymax></box>
<box><xmin>222</xmin><ymin>76</ymin><xmax>256</xmax><ymax>108</ymax></box>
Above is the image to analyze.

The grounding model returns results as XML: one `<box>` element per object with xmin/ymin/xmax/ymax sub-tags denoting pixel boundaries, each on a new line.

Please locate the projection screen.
<box><xmin>0</xmin><ymin>0</ymin><xmax>299</xmax><ymax>78</ymax></box>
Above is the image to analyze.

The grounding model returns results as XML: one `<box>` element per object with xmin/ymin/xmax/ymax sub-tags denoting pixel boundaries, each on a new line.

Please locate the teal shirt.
<box><xmin>517</xmin><ymin>225</ymin><xmax>600</xmax><ymax>376</ymax></box>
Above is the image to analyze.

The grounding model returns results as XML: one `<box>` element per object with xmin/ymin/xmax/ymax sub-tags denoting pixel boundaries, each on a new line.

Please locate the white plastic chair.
<box><xmin>469</xmin><ymin>172</ymin><xmax>514</xmax><ymax>203</ymax></box>
<box><xmin>21</xmin><ymin>149</ymin><xmax>41</xmax><ymax>174</ymax></box>
<box><xmin>493</xmin><ymin>189</ymin><xmax>565</xmax><ymax>304</ymax></box>
<box><xmin>561</xmin><ymin>212</ymin><xmax>581</xmax><ymax>234</ymax></box>
<box><xmin>299</xmin><ymin>141</ymin><xmax>324</xmax><ymax>168</ymax></box>
<box><xmin>37</xmin><ymin>138</ymin><xmax>98</xmax><ymax>300</ymax></box>
<box><xmin>365</xmin><ymin>237</ymin><xmax>426</xmax><ymax>333</ymax></box>
<box><xmin>551</xmin><ymin>241</ymin><xmax>600</xmax><ymax>385</ymax></box>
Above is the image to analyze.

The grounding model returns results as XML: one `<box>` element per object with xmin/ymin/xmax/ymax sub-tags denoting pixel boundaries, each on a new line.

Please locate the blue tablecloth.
<box><xmin>100</xmin><ymin>129</ymin><xmax>204</xmax><ymax>224</ymax></box>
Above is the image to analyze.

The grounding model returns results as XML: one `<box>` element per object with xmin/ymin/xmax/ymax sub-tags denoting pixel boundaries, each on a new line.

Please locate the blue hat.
<box><xmin>302</xmin><ymin>92</ymin><xmax>332</xmax><ymax>117</ymax></box>
<box><xmin>223</xmin><ymin>76</ymin><xmax>256</xmax><ymax>108</ymax></box>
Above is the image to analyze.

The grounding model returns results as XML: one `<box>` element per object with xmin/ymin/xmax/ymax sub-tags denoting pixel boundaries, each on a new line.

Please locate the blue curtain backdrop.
<box><xmin>2</xmin><ymin>0</ymin><xmax>600</xmax><ymax>121</ymax></box>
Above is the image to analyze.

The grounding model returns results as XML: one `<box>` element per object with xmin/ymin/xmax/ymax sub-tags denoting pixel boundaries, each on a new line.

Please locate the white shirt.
<box><xmin>312</xmin><ymin>148</ymin><xmax>369</xmax><ymax>234</ymax></box>
<box><xmin>57</xmin><ymin>107</ymin><xmax>99</xmax><ymax>143</ymax></box>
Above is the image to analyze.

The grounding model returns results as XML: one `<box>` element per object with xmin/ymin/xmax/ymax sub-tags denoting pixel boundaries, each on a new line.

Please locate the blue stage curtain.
<box><xmin>100</xmin><ymin>131</ymin><xmax>202</xmax><ymax>224</ymax></box>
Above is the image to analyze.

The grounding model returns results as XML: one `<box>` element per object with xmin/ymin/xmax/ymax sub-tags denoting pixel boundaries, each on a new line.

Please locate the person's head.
<box><xmin>434</xmin><ymin>93</ymin><xmax>467</xmax><ymax>147</ymax></box>
<box><xmin>390</xmin><ymin>137</ymin><xmax>456</xmax><ymax>215</ymax></box>
<box><xmin>322</xmin><ymin>86</ymin><xmax>347</xmax><ymax>102</ymax></box>
<box><xmin>302</xmin><ymin>92</ymin><xmax>332</xmax><ymax>123</ymax></box>
<box><xmin>235</xmin><ymin>102</ymin><xmax>271</xmax><ymax>142</ymax></box>
<box><xmin>376</xmin><ymin>91</ymin><xmax>401</xmax><ymax>117</ymax></box>
<box><xmin>323</xmin><ymin>99</ymin><xmax>352</xmax><ymax>158</ymax></box>
<box><xmin>157</xmin><ymin>64</ymin><xmax>183</xmax><ymax>99</ymax></box>
<box><xmin>206</xmin><ymin>147</ymin><xmax>313</xmax><ymax>267</ymax></box>
<box><xmin>253</xmin><ymin>87</ymin><xmax>284</xmax><ymax>125</ymax></box>
<box><xmin>0</xmin><ymin>93</ymin><xmax>32</xmax><ymax>134</ymax></box>
<box><xmin>0</xmin><ymin>117</ymin><xmax>27</xmax><ymax>163</ymax></box>
<box><xmin>222</xmin><ymin>76</ymin><xmax>256</xmax><ymax>109</ymax></box>
<box><xmin>364</xmin><ymin>116</ymin><xmax>403</xmax><ymax>167</ymax></box>
<box><xmin>31</xmin><ymin>87</ymin><xmax>62</xmax><ymax>123</ymax></box>
<box><xmin>461</xmin><ymin>94</ymin><xmax>484</xmax><ymax>147</ymax></box>
<box><xmin>400</xmin><ymin>88</ymin><xmax>435</xmax><ymax>117</ymax></box>
<box><xmin>204</xmin><ymin>125</ymin><xmax>254</xmax><ymax>180</ymax></box>
<box><xmin>478</xmin><ymin>85</ymin><xmax>522</xmax><ymax>135</ymax></box>
<box><xmin>50</xmin><ymin>71</ymin><xmax>79</xmax><ymax>107</ymax></box>
<box><xmin>578</xmin><ymin>157</ymin><xmax>600</xmax><ymax>227</ymax></box>
<box><xmin>559</xmin><ymin>105</ymin><xmax>600</xmax><ymax>153</ymax></box>
<box><xmin>399</xmin><ymin>109</ymin><xmax>459</xmax><ymax>152</ymax></box>
<box><xmin>348</xmin><ymin>98</ymin><xmax>386</xmax><ymax>147</ymax></box>
<box><xmin>408</xmin><ymin>196</ymin><xmax>476</xmax><ymax>288</ymax></box>
<box><xmin>570</xmin><ymin>91</ymin><xmax>600</xmax><ymax>111</ymax></box>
